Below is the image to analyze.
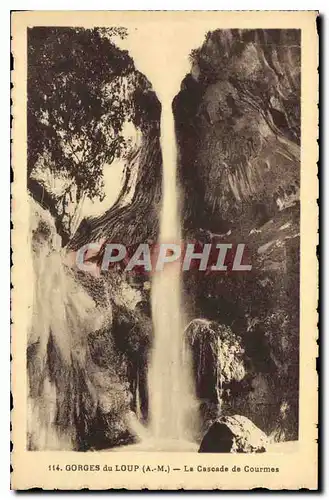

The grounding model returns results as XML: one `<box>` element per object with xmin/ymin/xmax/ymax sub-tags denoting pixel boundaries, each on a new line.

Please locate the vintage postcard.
<box><xmin>11</xmin><ymin>11</ymin><xmax>318</xmax><ymax>490</ymax></box>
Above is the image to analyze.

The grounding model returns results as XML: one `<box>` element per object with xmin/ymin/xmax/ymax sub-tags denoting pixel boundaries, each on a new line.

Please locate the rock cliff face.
<box><xmin>174</xmin><ymin>29</ymin><xmax>300</xmax><ymax>234</ymax></box>
<box><xmin>28</xmin><ymin>198</ymin><xmax>153</xmax><ymax>450</ymax></box>
<box><xmin>27</xmin><ymin>28</ymin><xmax>161</xmax><ymax>450</ymax></box>
<box><xmin>175</xmin><ymin>29</ymin><xmax>300</xmax><ymax>441</ymax></box>
<box><xmin>69</xmin><ymin>102</ymin><xmax>162</xmax><ymax>250</ymax></box>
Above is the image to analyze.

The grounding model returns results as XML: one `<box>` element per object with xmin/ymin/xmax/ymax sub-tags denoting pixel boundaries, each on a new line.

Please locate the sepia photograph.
<box><xmin>11</xmin><ymin>10</ymin><xmax>318</xmax><ymax>490</ymax></box>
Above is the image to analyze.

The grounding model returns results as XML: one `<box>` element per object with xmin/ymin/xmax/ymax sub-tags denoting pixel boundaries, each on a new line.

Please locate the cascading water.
<box><xmin>147</xmin><ymin>100</ymin><xmax>198</xmax><ymax>446</ymax></box>
<box><xmin>116</xmin><ymin>27</ymin><xmax>214</xmax><ymax>450</ymax></box>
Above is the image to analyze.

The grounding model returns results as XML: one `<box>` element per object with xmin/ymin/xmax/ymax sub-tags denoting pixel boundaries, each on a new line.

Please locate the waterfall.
<box><xmin>147</xmin><ymin>99</ymin><xmax>198</xmax><ymax>445</ymax></box>
<box><xmin>116</xmin><ymin>26</ymin><xmax>211</xmax><ymax>448</ymax></box>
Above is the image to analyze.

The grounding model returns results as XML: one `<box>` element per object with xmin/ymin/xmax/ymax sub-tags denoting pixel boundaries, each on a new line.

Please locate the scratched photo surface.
<box><xmin>26</xmin><ymin>26</ymin><xmax>301</xmax><ymax>454</ymax></box>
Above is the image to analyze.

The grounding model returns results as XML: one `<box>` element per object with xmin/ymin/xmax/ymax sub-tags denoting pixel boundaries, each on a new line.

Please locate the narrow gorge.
<box><xmin>27</xmin><ymin>26</ymin><xmax>301</xmax><ymax>453</ymax></box>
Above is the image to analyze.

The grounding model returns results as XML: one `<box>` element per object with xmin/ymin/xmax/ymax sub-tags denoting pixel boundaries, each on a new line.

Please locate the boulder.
<box><xmin>199</xmin><ymin>415</ymin><xmax>268</xmax><ymax>453</ymax></box>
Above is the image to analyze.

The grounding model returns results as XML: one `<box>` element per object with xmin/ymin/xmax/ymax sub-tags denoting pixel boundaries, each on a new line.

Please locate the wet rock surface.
<box><xmin>184</xmin><ymin>319</ymin><xmax>245</xmax><ymax>434</ymax></box>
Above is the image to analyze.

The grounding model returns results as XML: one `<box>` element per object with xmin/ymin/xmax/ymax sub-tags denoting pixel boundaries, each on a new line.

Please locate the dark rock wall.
<box><xmin>175</xmin><ymin>29</ymin><xmax>301</xmax><ymax>441</ymax></box>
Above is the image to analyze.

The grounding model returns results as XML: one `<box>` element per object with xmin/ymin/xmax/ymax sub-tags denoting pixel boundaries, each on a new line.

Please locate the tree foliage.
<box><xmin>28</xmin><ymin>27</ymin><xmax>135</xmax><ymax>202</ymax></box>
